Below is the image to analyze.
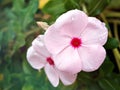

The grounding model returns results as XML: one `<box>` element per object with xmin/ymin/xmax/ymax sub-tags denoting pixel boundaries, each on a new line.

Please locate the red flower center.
<box><xmin>46</xmin><ymin>57</ymin><xmax>54</xmax><ymax>65</ymax></box>
<box><xmin>71</xmin><ymin>37</ymin><xmax>82</xmax><ymax>48</ymax></box>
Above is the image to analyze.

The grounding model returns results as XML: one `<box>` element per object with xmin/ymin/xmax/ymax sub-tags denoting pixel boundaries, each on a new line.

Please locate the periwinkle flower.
<box><xmin>27</xmin><ymin>35</ymin><xmax>77</xmax><ymax>87</ymax></box>
<box><xmin>44</xmin><ymin>9</ymin><xmax>108</xmax><ymax>74</ymax></box>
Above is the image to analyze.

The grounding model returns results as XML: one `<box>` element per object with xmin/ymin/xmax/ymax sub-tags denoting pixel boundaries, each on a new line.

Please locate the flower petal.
<box><xmin>81</xmin><ymin>17</ymin><xmax>108</xmax><ymax>45</ymax></box>
<box><xmin>26</xmin><ymin>47</ymin><xmax>46</xmax><ymax>70</ymax></box>
<box><xmin>44</xmin><ymin>64</ymin><xmax>59</xmax><ymax>87</ymax></box>
<box><xmin>54</xmin><ymin>46</ymin><xmax>82</xmax><ymax>74</ymax></box>
<box><xmin>55</xmin><ymin>9</ymin><xmax>88</xmax><ymax>37</ymax></box>
<box><xmin>32</xmin><ymin>35</ymin><xmax>50</xmax><ymax>57</ymax></box>
<box><xmin>44</xmin><ymin>25</ymin><xmax>71</xmax><ymax>55</ymax></box>
<box><xmin>58</xmin><ymin>70</ymin><xmax>77</xmax><ymax>85</ymax></box>
<box><xmin>78</xmin><ymin>45</ymin><xmax>106</xmax><ymax>72</ymax></box>
<box><xmin>44</xmin><ymin>9</ymin><xmax>88</xmax><ymax>55</ymax></box>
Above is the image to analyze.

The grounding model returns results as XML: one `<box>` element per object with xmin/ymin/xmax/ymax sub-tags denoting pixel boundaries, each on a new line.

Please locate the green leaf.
<box><xmin>108</xmin><ymin>73</ymin><xmax>120</xmax><ymax>89</ymax></box>
<box><xmin>22</xmin><ymin>83</ymin><xmax>34</xmax><ymax>90</ymax></box>
<box><xmin>65</xmin><ymin>0</ymin><xmax>80</xmax><ymax>10</ymax></box>
<box><xmin>77</xmin><ymin>72</ymin><xmax>101</xmax><ymax>90</ymax></box>
<box><xmin>13</xmin><ymin>33</ymin><xmax>25</xmax><ymax>51</ymax></box>
<box><xmin>100</xmin><ymin>55</ymin><xmax>114</xmax><ymax>75</ymax></box>
<box><xmin>12</xmin><ymin>0</ymin><xmax>25</xmax><ymax>12</ymax></box>
<box><xmin>98</xmin><ymin>79</ymin><xmax>116</xmax><ymax>90</ymax></box>
<box><xmin>0</xmin><ymin>32</ymin><xmax>3</xmax><ymax>46</ymax></box>
<box><xmin>22</xmin><ymin>59</ymin><xmax>35</xmax><ymax>74</ymax></box>
<box><xmin>104</xmin><ymin>38</ymin><xmax>119</xmax><ymax>49</ymax></box>
<box><xmin>21</xmin><ymin>0</ymin><xmax>38</xmax><ymax>30</ymax></box>
<box><xmin>42</xmin><ymin>0</ymin><xmax>66</xmax><ymax>20</ymax></box>
<box><xmin>11</xmin><ymin>0</ymin><xmax>38</xmax><ymax>30</ymax></box>
<box><xmin>85</xmin><ymin>0</ymin><xmax>111</xmax><ymax>16</ymax></box>
<box><xmin>3</xmin><ymin>0</ymin><xmax>38</xmax><ymax>55</ymax></box>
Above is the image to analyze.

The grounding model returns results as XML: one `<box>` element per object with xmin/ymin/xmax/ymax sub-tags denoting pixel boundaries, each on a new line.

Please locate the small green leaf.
<box><xmin>42</xmin><ymin>0</ymin><xmax>66</xmax><ymax>19</ymax></box>
<box><xmin>104</xmin><ymin>38</ymin><xmax>119</xmax><ymax>49</ymax></box>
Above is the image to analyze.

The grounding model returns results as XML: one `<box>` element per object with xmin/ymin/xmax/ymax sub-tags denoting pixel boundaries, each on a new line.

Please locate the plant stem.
<box><xmin>103</xmin><ymin>10</ymin><xmax>120</xmax><ymax>18</ymax></box>
<box><xmin>113</xmin><ymin>49</ymin><xmax>120</xmax><ymax>72</ymax></box>
<box><xmin>114</xmin><ymin>22</ymin><xmax>120</xmax><ymax>48</ymax></box>
<box><xmin>82</xmin><ymin>3</ymin><xmax>88</xmax><ymax>14</ymax></box>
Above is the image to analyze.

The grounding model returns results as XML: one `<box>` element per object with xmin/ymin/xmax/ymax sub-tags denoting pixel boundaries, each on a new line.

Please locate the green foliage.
<box><xmin>84</xmin><ymin>0</ymin><xmax>111</xmax><ymax>16</ymax></box>
<box><xmin>98</xmin><ymin>73</ymin><xmax>120</xmax><ymax>90</ymax></box>
<box><xmin>108</xmin><ymin>0</ymin><xmax>120</xmax><ymax>9</ymax></box>
<box><xmin>99</xmin><ymin>78</ymin><xmax>116</xmax><ymax>90</ymax></box>
<box><xmin>0</xmin><ymin>0</ymin><xmax>39</xmax><ymax>89</ymax></box>
<box><xmin>43</xmin><ymin>0</ymin><xmax>66</xmax><ymax>17</ymax></box>
<box><xmin>100</xmin><ymin>56</ymin><xmax>114</xmax><ymax>74</ymax></box>
<box><xmin>104</xmin><ymin>38</ymin><xmax>119</xmax><ymax>49</ymax></box>
<box><xmin>0</xmin><ymin>0</ymin><xmax>39</xmax><ymax>58</ymax></box>
<box><xmin>0</xmin><ymin>0</ymin><xmax>120</xmax><ymax>90</ymax></box>
<box><xmin>41</xmin><ymin>0</ymin><xmax>111</xmax><ymax>21</ymax></box>
<box><xmin>65</xmin><ymin>0</ymin><xmax>80</xmax><ymax>10</ymax></box>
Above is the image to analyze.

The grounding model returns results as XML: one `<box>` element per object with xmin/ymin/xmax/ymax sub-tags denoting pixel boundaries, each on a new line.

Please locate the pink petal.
<box><xmin>58</xmin><ymin>70</ymin><xmax>77</xmax><ymax>85</ymax></box>
<box><xmin>54</xmin><ymin>46</ymin><xmax>82</xmax><ymax>74</ymax></box>
<box><xmin>81</xmin><ymin>17</ymin><xmax>108</xmax><ymax>45</ymax></box>
<box><xmin>78</xmin><ymin>45</ymin><xmax>106</xmax><ymax>72</ymax></box>
<box><xmin>26</xmin><ymin>47</ymin><xmax>46</xmax><ymax>70</ymax></box>
<box><xmin>44</xmin><ymin>25</ymin><xmax>71</xmax><ymax>55</ymax></box>
<box><xmin>32</xmin><ymin>35</ymin><xmax>51</xmax><ymax>57</ymax></box>
<box><xmin>44</xmin><ymin>64</ymin><xmax>59</xmax><ymax>87</ymax></box>
<box><xmin>44</xmin><ymin>9</ymin><xmax>88</xmax><ymax>55</ymax></box>
<box><xmin>54</xmin><ymin>9</ymin><xmax>88</xmax><ymax>37</ymax></box>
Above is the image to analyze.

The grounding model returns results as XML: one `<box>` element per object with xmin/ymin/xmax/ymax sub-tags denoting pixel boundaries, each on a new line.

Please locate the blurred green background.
<box><xmin>0</xmin><ymin>0</ymin><xmax>120</xmax><ymax>90</ymax></box>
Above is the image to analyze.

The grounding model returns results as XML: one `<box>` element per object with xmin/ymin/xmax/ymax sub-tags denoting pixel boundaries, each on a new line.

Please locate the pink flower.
<box><xmin>44</xmin><ymin>9</ymin><xmax>108</xmax><ymax>74</ymax></box>
<box><xmin>26</xmin><ymin>35</ymin><xmax>77</xmax><ymax>87</ymax></box>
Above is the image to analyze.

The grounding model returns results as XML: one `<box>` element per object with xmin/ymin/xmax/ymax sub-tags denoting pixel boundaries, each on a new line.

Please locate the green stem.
<box><xmin>113</xmin><ymin>49</ymin><xmax>120</xmax><ymax>72</ymax></box>
<box><xmin>113</xmin><ymin>22</ymin><xmax>120</xmax><ymax>48</ymax></box>
<box><xmin>103</xmin><ymin>10</ymin><xmax>120</xmax><ymax>18</ymax></box>
<box><xmin>108</xmin><ymin>19</ymin><xmax>120</xmax><ymax>24</ymax></box>
<box><xmin>82</xmin><ymin>3</ymin><xmax>88</xmax><ymax>14</ymax></box>
<box><xmin>89</xmin><ymin>0</ymin><xmax>102</xmax><ymax>15</ymax></box>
